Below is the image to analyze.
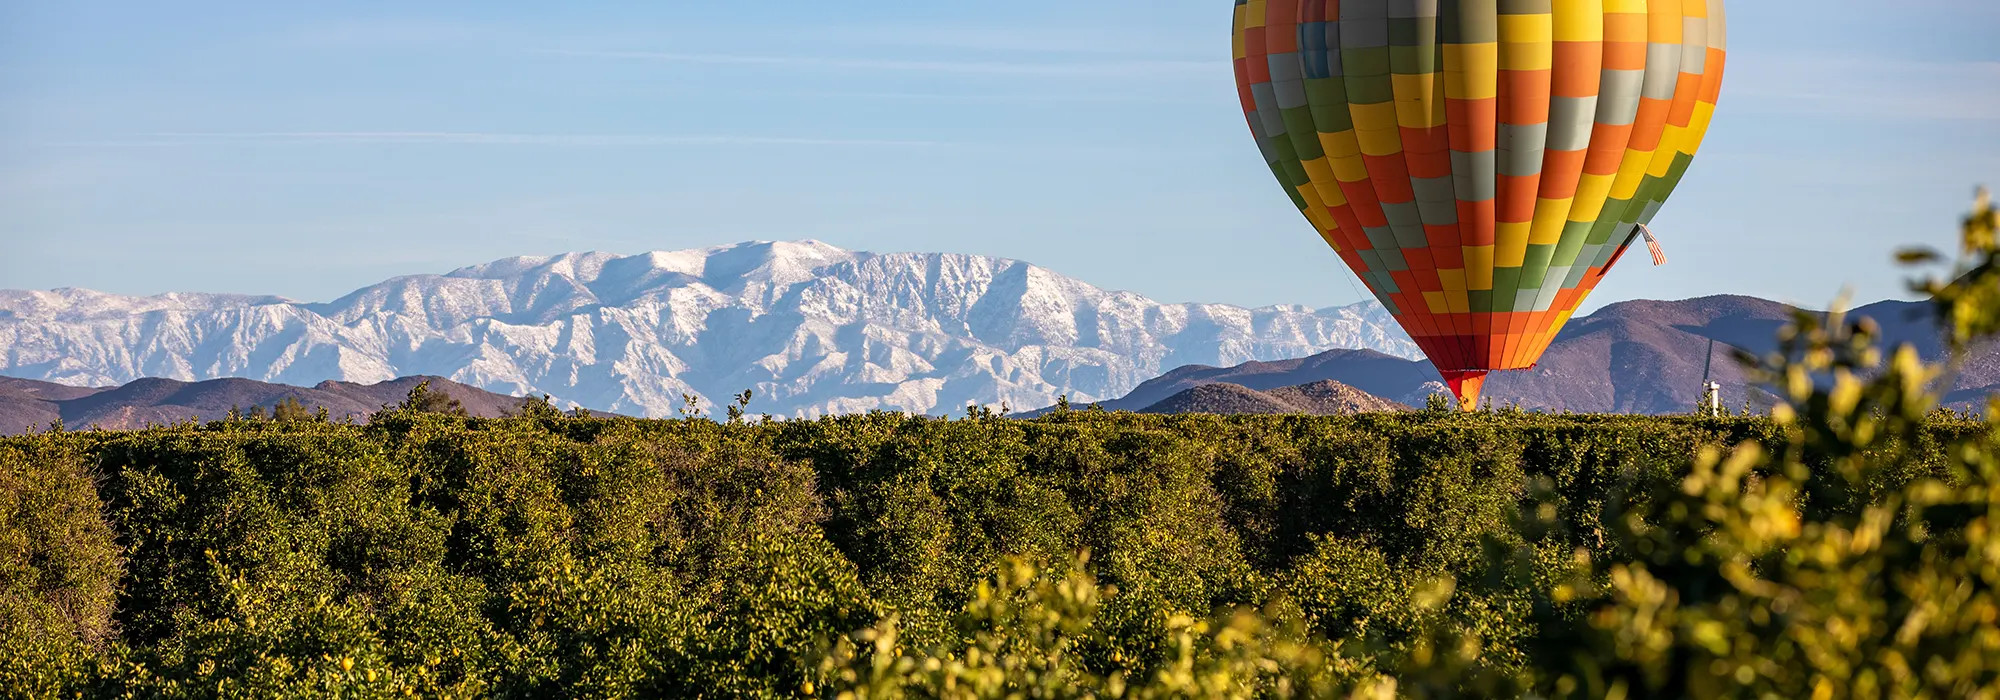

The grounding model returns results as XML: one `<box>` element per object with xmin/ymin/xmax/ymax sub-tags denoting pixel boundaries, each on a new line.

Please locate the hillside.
<box><xmin>1058</xmin><ymin>296</ymin><xmax>1994</xmax><ymax>415</ymax></box>
<box><xmin>1139</xmin><ymin>380</ymin><xmax>1405</xmax><ymax>415</ymax></box>
<box><xmin>0</xmin><ymin>375</ymin><xmax>523</xmax><ymax>434</ymax></box>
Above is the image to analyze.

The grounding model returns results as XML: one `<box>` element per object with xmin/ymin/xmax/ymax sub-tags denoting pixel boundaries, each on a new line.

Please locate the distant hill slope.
<box><xmin>1139</xmin><ymin>380</ymin><xmax>1406</xmax><ymax>415</ymax></box>
<box><xmin>0</xmin><ymin>376</ymin><xmax>525</xmax><ymax>435</ymax></box>
<box><xmin>1265</xmin><ymin>380</ymin><xmax>1411</xmax><ymax>414</ymax></box>
<box><xmin>0</xmin><ymin>377</ymin><xmax>96</xmax><ymax>433</ymax></box>
<box><xmin>1043</xmin><ymin>296</ymin><xmax>1996</xmax><ymax>416</ymax></box>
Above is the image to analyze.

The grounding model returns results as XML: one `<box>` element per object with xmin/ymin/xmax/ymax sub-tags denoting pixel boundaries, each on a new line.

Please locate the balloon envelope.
<box><xmin>1232</xmin><ymin>0</ymin><xmax>1727</xmax><ymax>407</ymax></box>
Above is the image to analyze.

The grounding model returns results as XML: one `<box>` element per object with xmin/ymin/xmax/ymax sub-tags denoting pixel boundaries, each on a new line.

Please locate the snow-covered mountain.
<box><xmin>0</xmin><ymin>241</ymin><xmax>1419</xmax><ymax>417</ymax></box>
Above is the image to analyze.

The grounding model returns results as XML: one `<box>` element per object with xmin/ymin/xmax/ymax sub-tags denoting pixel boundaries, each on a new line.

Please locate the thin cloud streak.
<box><xmin>744</xmin><ymin>89</ymin><xmax>1206</xmax><ymax>105</ymax></box>
<box><xmin>768</xmin><ymin>23</ymin><xmax>1210</xmax><ymax>56</ymax></box>
<box><xmin>539</xmin><ymin>49</ymin><xmax>1214</xmax><ymax>79</ymax></box>
<box><xmin>74</xmin><ymin>132</ymin><xmax>948</xmax><ymax>148</ymax></box>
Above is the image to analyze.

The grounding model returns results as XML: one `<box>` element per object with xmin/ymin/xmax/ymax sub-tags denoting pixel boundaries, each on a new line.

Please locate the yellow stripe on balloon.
<box><xmin>1649</xmin><ymin>124</ymin><xmax>1688</xmax><ymax>177</ymax></box>
<box><xmin>1552</xmin><ymin>0</ymin><xmax>1606</xmax><ymax>41</ymax></box>
<box><xmin>1439</xmin><ymin>268</ymin><xmax>1468</xmax><ymax>291</ymax></box>
<box><xmin>1496</xmin><ymin>223</ymin><xmax>1532</xmax><ymax>266</ymax></box>
<box><xmin>1497</xmin><ymin>15</ymin><xmax>1555</xmax><ymax>71</ymax></box>
<box><xmin>1424</xmin><ymin>292</ymin><xmax>1450</xmax><ymax>314</ymax></box>
<box><xmin>1443</xmin><ymin>44</ymin><xmax>1499</xmax><ymax>100</ymax></box>
<box><xmin>1392</xmin><ymin>74</ymin><xmax>1448</xmax><ymax>128</ymax></box>
<box><xmin>1319</xmin><ymin>130</ymin><xmax>1362</xmax><ymax>159</ymax></box>
<box><xmin>1297</xmin><ymin>188</ymin><xmax>1338</xmax><ymax>237</ymax></box>
<box><xmin>1299</xmin><ymin>157</ymin><xmax>1350</xmax><ymax>207</ymax></box>
<box><xmin>1568</xmin><ymin>173</ymin><xmax>1618</xmax><ymax>222</ymax></box>
<box><xmin>1530</xmin><ymin>199</ymin><xmax>1574</xmax><ymax>245</ymax></box>
<box><xmin>1610</xmin><ymin>150</ymin><xmax>1653</xmax><ymax>199</ymax></box>
<box><xmin>1688</xmin><ymin>102</ymin><xmax>1717</xmax><ymax>145</ymax></box>
<box><xmin>1466</xmin><ymin>245</ymin><xmax>1496</xmax><ymax>289</ymax></box>
<box><xmin>1353</xmin><ymin>111</ymin><xmax>1404</xmax><ymax>158</ymax></box>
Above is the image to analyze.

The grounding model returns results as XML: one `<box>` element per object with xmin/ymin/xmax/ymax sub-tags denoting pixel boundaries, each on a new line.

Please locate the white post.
<box><xmin>1707</xmin><ymin>382</ymin><xmax>1722</xmax><ymax>417</ymax></box>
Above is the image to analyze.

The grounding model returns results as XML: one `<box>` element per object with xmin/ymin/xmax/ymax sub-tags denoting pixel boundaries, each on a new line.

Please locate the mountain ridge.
<box><xmin>1054</xmin><ymin>295</ymin><xmax>1995</xmax><ymax>415</ymax></box>
<box><xmin>9</xmin><ymin>294</ymin><xmax>1989</xmax><ymax>428</ymax></box>
<box><xmin>0</xmin><ymin>241</ymin><xmax>1420</xmax><ymax>418</ymax></box>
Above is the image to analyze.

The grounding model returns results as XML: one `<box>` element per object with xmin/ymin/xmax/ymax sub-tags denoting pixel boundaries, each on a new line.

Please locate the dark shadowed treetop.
<box><xmin>394</xmin><ymin>380</ymin><xmax>467</xmax><ymax>417</ymax></box>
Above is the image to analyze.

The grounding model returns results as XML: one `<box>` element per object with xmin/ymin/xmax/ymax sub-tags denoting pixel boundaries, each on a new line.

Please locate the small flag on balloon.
<box><xmin>1637</xmin><ymin>224</ymin><xmax>1668</xmax><ymax>266</ymax></box>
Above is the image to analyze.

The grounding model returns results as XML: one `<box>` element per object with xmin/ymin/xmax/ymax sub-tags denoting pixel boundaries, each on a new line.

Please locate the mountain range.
<box><xmin>7</xmin><ymin>243</ymin><xmax>1990</xmax><ymax>422</ymax></box>
<box><xmin>0</xmin><ymin>241</ymin><xmax>1418</xmax><ymax>418</ymax></box>
<box><xmin>1067</xmin><ymin>295</ymin><xmax>1997</xmax><ymax>415</ymax></box>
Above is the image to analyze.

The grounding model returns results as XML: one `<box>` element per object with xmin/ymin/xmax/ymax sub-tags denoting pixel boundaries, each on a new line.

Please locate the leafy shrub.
<box><xmin>0</xmin><ymin>434</ymin><xmax>123</xmax><ymax>696</ymax></box>
<box><xmin>814</xmin><ymin>555</ymin><xmax>1372</xmax><ymax>699</ymax></box>
<box><xmin>1386</xmin><ymin>190</ymin><xmax>2000</xmax><ymax>698</ymax></box>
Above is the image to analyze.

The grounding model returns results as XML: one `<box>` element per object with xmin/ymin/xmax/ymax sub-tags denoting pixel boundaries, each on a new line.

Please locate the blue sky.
<box><xmin>1</xmin><ymin>0</ymin><xmax>1994</xmax><ymax>310</ymax></box>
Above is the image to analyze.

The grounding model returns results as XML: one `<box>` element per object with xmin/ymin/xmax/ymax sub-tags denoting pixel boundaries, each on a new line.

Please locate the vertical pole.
<box><xmin>1700</xmin><ymin>338</ymin><xmax>1718</xmax><ymax>417</ymax></box>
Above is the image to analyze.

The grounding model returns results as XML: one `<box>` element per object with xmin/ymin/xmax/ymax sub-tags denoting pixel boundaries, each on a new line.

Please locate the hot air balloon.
<box><xmin>1232</xmin><ymin>0</ymin><xmax>1726</xmax><ymax>409</ymax></box>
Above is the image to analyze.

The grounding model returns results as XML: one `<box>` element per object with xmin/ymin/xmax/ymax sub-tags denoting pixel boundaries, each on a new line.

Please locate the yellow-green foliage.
<box><xmin>0</xmin><ymin>406</ymin><xmax>1832</xmax><ymax>698</ymax></box>
<box><xmin>0</xmin><ymin>404</ymin><xmax>1987</xmax><ymax>698</ymax></box>
<box><xmin>0</xmin><ymin>436</ymin><xmax>123</xmax><ymax>697</ymax></box>
<box><xmin>1383</xmin><ymin>190</ymin><xmax>2000</xmax><ymax>699</ymax></box>
<box><xmin>813</xmin><ymin>555</ymin><xmax>1375</xmax><ymax>699</ymax></box>
<box><xmin>0</xmin><ymin>192</ymin><xmax>1995</xmax><ymax>698</ymax></box>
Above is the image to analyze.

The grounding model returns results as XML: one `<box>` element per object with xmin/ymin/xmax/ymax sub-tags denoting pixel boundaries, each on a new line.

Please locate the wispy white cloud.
<box><xmin>728</xmin><ymin>89</ymin><xmax>1206</xmax><ymax>105</ymax></box>
<box><xmin>538</xmin><ymin>49</ymin><xmax>1214</xmax><ymax>80</ymax></box>
<box><xmin>765</xmin><ymin>23</ymin><xmax>1211</xmax><ymax>57</ymax></box>
<box><xmin>77</xmin><ymin>132</ymin><xmax>946</xmax><ymax>148</ymax></box>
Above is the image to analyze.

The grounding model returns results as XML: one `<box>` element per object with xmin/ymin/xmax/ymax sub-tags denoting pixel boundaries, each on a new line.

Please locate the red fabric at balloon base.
<box><xmin>1440</xmin><ymin>370</ymin><xmax>1488</xmax><ymax>412</ymax></box>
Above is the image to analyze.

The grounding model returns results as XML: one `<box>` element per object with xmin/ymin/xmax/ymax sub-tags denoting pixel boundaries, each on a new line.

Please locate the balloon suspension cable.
<box><xmin>1439</xmin><ymin>370</ymin><xmax>1488</xmax><ymax>412</ymax></box>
